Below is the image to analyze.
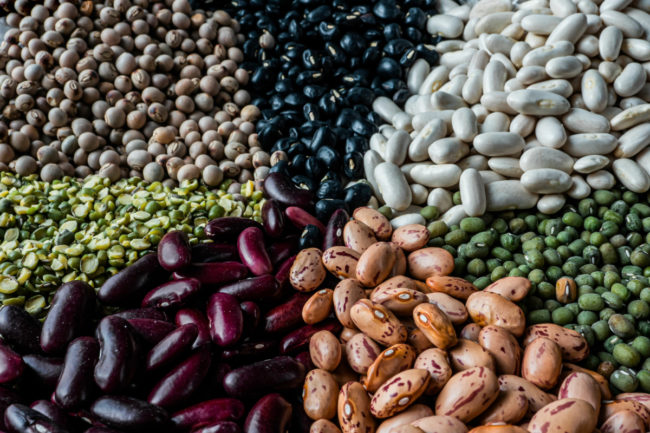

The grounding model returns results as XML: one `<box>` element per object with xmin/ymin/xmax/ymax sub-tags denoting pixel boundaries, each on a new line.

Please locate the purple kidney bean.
<box><xmin>4</xmin><ymin>404</ymin><xmax>68</xmax><ymax>433</ymax></box>
<box><xmin>204</xmin><ymin>218</ymin><xmax>262</xmax><ymax>240</ymax></box>
<box><xmin>239</xmin><ymin>301</ymin><xmax>260</xmax><ymax>335</ymax></box>
<box><xmin>84</xmin><ymin>428</ymin><xmax>122</xmax><ymax>433</ymax></box>
<box><xmin>221</xmin><ymin>340</ymin><xmax>276</xmax><ymax>363</ymax></box>
<box><xmin>0</xmin><ymin>306</ymin><xmax>41</xmax><ymax>353</ymax></box>
<box><xmin>191</xmin><ymin>421</ymin><xmax>242</xmax><ymax>433</ymax></box>
<box><xmin>263</xmin><ymin>293</ymin><xmax>310</xmax><ymax>334</ymax></box>
<box><xmin>267</xmin><ymin>236</ymin><xmax>298</xmax><ymax>266</ymax></box>
<box><xmin>322</xmin><ymin>208</ymin><xmax>349</xmax><ymax>250</ymax></box>
<box><xmin>41</xmin><ymin>281</ymin><xmax>95</xmax><ymax>354</ymax></box>
<box><xmin>112</xmin><ymin>308</ymin><xmax>167</xmax><ymax>321</ymax></box>
<box><xmin>191</xmin><ymin>243</ymin><xmax>239</xmax><ymax>264</ymax></box>
<box><xmin>148</xmin><ymin>347</ymin><xmax>211</xmax><ymax>408</ymax></box>
<box><xmin>207</xmin><ymin>293</ymin><xmax>243</xmax><ymax>347</ymax></box>
<box><xmin>178</xmin><ymin>262</ymin><xmax>248</xmax><ymax>286</ymax></box>
<box><xmin>98</xmin><ymin>253</ymin><xmax>168</xmax><ymax>306</ymax></box>
<box><xmin>274</xmin><ymin>255</ymin><xmax>296</xmax><ymax>290</ymax></box>
<box><xmin>175</xmin><ymin>309</ymin><xmax>211</xmax><ymax>348</ymax></box>
<box><xmin>157</xmin><ymin>231</ymin><xmax>191</xmax><ymax>272</ymax></box>
<box><xmin>261</xmin><ymin>200</ymin><xmax>285</xmax><ymax>238</ymax></box>
<box><xmin>0</xmin><ymin>343</ymin><xmax>23</xmax><ymax>384</ymax></box>
<box><xmin>243</xmin><ymin>394</ymin><xmax>292</xmax><ymax>433</ymax></box>
<box><xmin>94</xmin><ymin>316</ymin><xmax>138</xmax><ymax>393</ymax></box>
<box><xmin>30</xmin><ymin>401</ymin><xmax>72</xmax><ymax>430</ymax></box>
<box><xmin>279</xmin><ymin>320</ymin><xmax>342</xmax><ymax>355</ymax></box>
<box><xmin>222</xmin><ymin>356</ymin><xmax>305</xmax><ymax>398</ymax></box>
<box><xmin>125</xmin><ymin>319</ymin><xmax>175</xmax><ymax>346</ymax></box>
<box><xmin>0</xmin><ymin>387</ymin><xmax>22</xmax><ymax>429</ymax></box>
<box><xmin>90</xmin><ymin>396</ymin><xmax>170</xmax><ymax>432</ymax></box>
<box><xmin>171</xmin><ymin>398</ymin><xmax>245</xmax><ymax>430</ymax></box>
<box><xmin>217</xmin><ymin>275</ymin><xmax>280</xmax><ymax>303</ymax></box>
<box><xmin>141</xmin><ymin>278</ymin><xmax>201</xmax><ymax>309</ymax></box>
<box><xmin>294</xmin><ymin>351</ymin><xmax>315</xmax><ymax>371</ymax></box>
<box><xmin>55</xmin><ymin>337</ymin><xmax>99</xmax><ymax>411</ymax></box>
<box><xmin>263</xmin><ymin>173</ymin><xmax>314</xmax><ymax>209</ymax></box>
<box><xmin>285</xmin><ymin>206</ymin><xmax>326</xmax><ymax>234</ymax></box>
<box><xmin>22</xmin><ymin>355</ymin><xmax>62</xmax><ymax>388</ymax></box>
<box><xmin>146</xmin><ymin>324</ymin><xmax>197</xmax><ymax>372</ymax></box>
<box><xmin>237</xmin><ymin>227</ymin><xmax>272</xmax><ymax>276</ymax></box>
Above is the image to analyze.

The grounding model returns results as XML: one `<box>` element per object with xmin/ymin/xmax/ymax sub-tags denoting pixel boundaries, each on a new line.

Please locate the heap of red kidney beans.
<box><xmin>0</xmin><ymin>173</ymin><xmax>342</xmax><ymax>433</ymax></box>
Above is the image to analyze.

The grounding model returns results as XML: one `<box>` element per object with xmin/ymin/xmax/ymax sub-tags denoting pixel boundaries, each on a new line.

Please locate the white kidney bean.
<box><xmin>488</xmin><ymin>157</ymin><xmax>524</xmax><ymax>177</ymax></box>
<box><xmin>581</xmin><ymin>69</ymin><xmax>608</xmax><ymax>112</ymax></box>
<box><xmin>375</xmin><ymin>162</ymin><xmax>412</xmax><ymax>211</ymax></box>
<box><xmin>364</xmin><ymin>150</ymin><xmax>384</xmax><ymax>198</ymax></box>
<box><xmin>521</xmin><ymin>168</ymin><xmax>573</xmax><ymax>193</ymax></box>
<box><xmin>510</xmin><ymin>114</ymin><xmax>537</xmax><ymax>137</ymax></box>
<box><xmin>408</xmin><ymin>59</ymin><xmax>431</xmax><ymax>94</ymax></box>
<box><xmin>613</xmin><ymin>62</ymin><xmax>646</xmax><ymax>97</ymax></box>
<box><xmin>384</xmin><ymin>130</ymin><xmax>411</xmax><ymax>166</ymax></box>
<box><xmin>520</xmin><ymin>147</ymin><xmax>574</xmax><ymax>172</ymax></box>
<box><xmin>483</xmin><ymin>60</ymin><xmax>508</xmax><ymax>93</ymax></box>
<box><xmin>601</xmin><ymin>10</ymin><xmax>644</xmax><ymax>37</ymax></box>
<box><xmin>535</xmin><ymin>116</ymin><xmax>568</xmax><ymax>148</ymax></box>
<box><xmin>578</xmin><ymin>0</ymin><xmax>598</xmax><ymax>14</ymax></box>
<box><xmin>481</xmin><ymin>91</ymin><xmax>519</xmax><ymax>114</ymax></box>
<box><xmin>410</xmin><ymin>164</ymin><xmax>462</xmax><ymax>188</ymax></box>
<box><xmin>563</xmin><ymin>133</ymin><xmax>617</xmax><ymax>155</ymax></box>
<box><xmin>561</xmin><ymin>108</ymin><xmax>611</xmax><ymax>133</ymax></box>
<box><xmin>507</xmin><ymin>89</ymin><xmax>571</xmax><ymax>115</ymax></box>
<box><xmin>419</xmin><ymin>66</ymin><xmax>451</xmax><ymax>95</ymax></box>
<box><xmin>459</xmin><ymin>168</ymin><xmax>487</xmax><ymax>216</ymax></box>
<box><xmin>474</xmin><ymin>132</ymin><xmax>525</xmax><ymax>156</ymax></box>
<box><xmin>545</xmin><ymin>55</ymin><xmax>584</xmax><ymax>78</ymax></box>
<box><xmin>615</xmin><ymin>123</ymin><xmax>650</xmax><ymax>157</ymax></box>
<box><xmin>511</xmin><ymin>41</ymin><xmax>533</xmax><ymax>67</ymax></box>
<box><xmin>547</xmin><ymin>13</ymin><xmax>588</xmax><ymax>44</ymax></box>
<box><xmin>517</xmin><ymin>65</ymin><xmax>549</xmax><ymax>84</ymax></box>
<box><xmin>410</xmin><ymin>184</ymin><xmax>429</xmax><ymax>205</ymax></box>
<box><xmin>610</xmin><ymin>103</ymin><xmax>650</xmax><ymax>130</ymax></box>
<box><xmin>521</xmin><ymin>14</ymin><xmax>562</xmax><ymax>34</ymax></box>
<box><xmin>458</xmin><ymin>155</ymin><xmax>489</xmax><ymax>171</ymax></box>
<box><xmin>568</xmin><ymin>174</ymin><xmax>592</xmax><ymax>198</ymax></box>
<box><xmin>452</xmin><ymin>108</ymin><xmax>478</xmax><ymax>142</ymax></box>
<box><xmin>586</xmin><ymin>169</ymin><xmax>617</xmax><ymax>188</ymax></box>
<box><xmin>537</xmin><ymin>194</ymin><xmax>567</xmax><ymax>214</ymax></box>
<box><xmin>428</xmin><ymin>138</ymin><xmax>470</xmax><ymax>164</ymax></box>
<box><xmin>475</xmin><ymin>11</ymin><xmax>516</xmax><ymax>35</ymax></box>
<box><xmin>577</xmin><ymin>35</ymin><xmax>600</xmax><ymax>57</ymax></box>
<box><xmin>481</xmin><ymin>112</ymin><xmax>511</xmax><ymax>133</ymax></box>
<box><xmin>573</xmin><ymin>154</ymin><xmax>611</xmax><ymax>172</ymax></box>
<box><xmin>409</xmin><ymin>119</ymin><xmax>447</xmax><ymax>162</ymax></box>
<box><xmin>612</xmin><ymin>158</ymin><xmax>650</xmax><ymax>192</ymax></box>
<box><xmin>427</xmin><ymin>188</ymin><xmax>453</xmax><ymax>213</ymax></box>
<box><xmin>427</xmin><ymin>15</ymin><xmax>465</xmax><ymax>38</ymax></box>
<box><xmin>621</xmin><ymin>38</ymin><xmax>650</xmax><ymax>61</ymax></box>
<box><xmin>485</xmin><ymin>180</ymin><xmax>539</xmax><ymax>210</ymax></box>
<box><xmin>527</xmin><ymin>79</ymin><xmax>574</xmax><ymax>97</ymax></box>
<box><xmin>522</xmin><ymin>41</ymin><xmax>575</xmax><ymax>67</ymax></box>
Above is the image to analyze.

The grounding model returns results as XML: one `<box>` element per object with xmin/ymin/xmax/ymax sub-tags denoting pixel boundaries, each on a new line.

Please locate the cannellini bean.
<box><xmin>573</xmin><ymin>154</ymin><xmax>610</xmax><ymax>173</ymax></box>
<box><xmin>546</xmin><ymin>13</ymin><xmax>588</xmax><ymax>44</ymax></box>
<box><xmin>485</xmin><ymin>180</ymin><xmax>539</xmax><ymax>210</ymax></box>
<box><xmin>474</xmin><ymin>132</ymin><xmax>525</xmax><ymax>156</ymax></box>
<box><xmin>586</xmin><ymin>169</ymin><xmax>616</xmax><ymax>188</ymax></box>
<box><xmin>427</xmin><ymin>15</ymin><xmax>465</xmax><ymax>38</ymax></box>
<box><xmin>427</xmin><ymin>188</ymin><xmax>453</xmax><ymax>212</ymax></box>
<box><xmin>488</xmin><ymin>157</ymin><xmax>524</xmax><ymax>177</ymax></box>
<box><xmin>506</xmin><ymin>89</ymin><xmax>571</xmax><ymax>115</ymax></box>
<box><xmin>520</xmin><ymin>147</ymin><xmax>574</xmax><ymax>172</ymax></box>
<box><xmin>561</xmin><ymin>108</ymin><xmax>611</xmax><ymax>132</ymax></box>
<box><xmin>612</xmin><ymin>158</ymin><xmax>650</xmax><ymax>191</ymax></box>
<box><xmin>537</xmin><ymin>194</ymin><xmax>567</xmax><ymax>214</ymax></box>
<box><xmin>520</xmin><ymin>168</ymin><xmax>573</xmax><ymax>193</ymax></box>
<box><xmin>375</xmin><ymin>162</ymin><xmax>412</xmax><ymax>211</ymax></box>
<box><xmin>568</xmin><ymin>174</ymin><xmax>592</xmax><ymax>198</ymax></box>
<box><xmin>535</xmin><ymin>117</ymin><xmax>567</xmax><ymax>148</ymax></box>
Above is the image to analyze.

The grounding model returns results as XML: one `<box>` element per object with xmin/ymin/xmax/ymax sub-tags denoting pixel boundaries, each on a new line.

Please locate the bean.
<box><xmin>207</xmin><ymin>293</ymin><xmax>244</xmax><ymax>347</ymax></box>
<box><xmin>223</xmin><ymin>356</ymin><xmax>305</xmax><ymax>398</ymax></box>
<box><xmin>142</xmin><ymin>278</ymin><xmax>202</xmax><ymax>309</ymax></box>
<box><xmin>55</xmin><ymin>337</ymin><xmax>98</xmax><ymax>410</ymax></box>
<box><xmin>94</xmin><ymin>316</ymin><xmax>139</xmax><ymax>393</ymax></box>
<box><xmin>4</xmin><ymin>404</ymin><xmax>68</xmax><ymax>433</ymax></box>
<box><xmin>157</xmin><ymin>231</ymin><xmax>191</xmax><ymax>272</ymax></box>
<box><xmin>0</xmin><ymin>305</ymin><xmax>41</xmax><ymax>353</ymax></box>
<box><xmin>98</xmin><ymin>253</ymin><xmax>168</xmax><ymax>306</ymax></box>
<box><xmin>90</xmin><ymin>396</ymin><xmax>170</xmax><ymax>432</ymax></box>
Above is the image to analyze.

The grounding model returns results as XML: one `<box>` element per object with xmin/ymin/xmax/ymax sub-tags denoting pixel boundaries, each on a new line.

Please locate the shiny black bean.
<box><xmin>315</xmin><ymin>199</ymin><xmax>348</xmax><ymax>222</ymax></box>
<box><xmin>55</xmin><ymin>337</ymin><xmax>99</xmax><ymax>410</ymax></box>
<box><xmin>316</xmin><ymin>179</ymin><xmax>343</xmax><ymax>200</ymax></box>
<box><xmin>298</xmin><ymin>225</ymin><xmax>322</xmax><ymax>250</ymax></box>
<box><xmin>90</xmin><ymin>396</ymin><xmax>170</xmax><ymax>432</ymax></box>
<box><xmin>30</xmin><ymin>401</ymin><xmax>73</xmax><ymax>430</ymax></box>
<box><xmin>344</xmin><ymin>182</ymin><xmax>373</xmax><ymax>209</ymax></box>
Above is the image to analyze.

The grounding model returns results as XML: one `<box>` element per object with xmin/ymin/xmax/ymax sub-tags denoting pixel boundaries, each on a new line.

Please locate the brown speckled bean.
<box><xmin>522</xmin><ymin>324</ymin><xmax>589</xmax><ymax>362</ymax></box>
<box><xmin>478</xmin><ymin>326</ymin><xmax>522</xmax><ymax>376</ymax></box>
<box><xmin>340</xmin><ymin>327</ymin><xmax>360</xmax><ymax>344</ymax></box>
<box><xmin>411</xmin><ymin>415</ymin><xmax>468</xmax><ymax>433</ymax></box>
<box><xmin>389</xmin><ymin>243</ymin><xmax>408</xmax><ymax>278</ymax></box>
<box><xmin>350</xmin><ymin>299</ymin><xmax>407</xmax><ymax>347</ymax></box>
<box><xmin>460</xmin><ymin>323</ymin><xmax>483</xmax><ymax>342</ymax></box>
<box><xmin>343</xmin><ymin>220</ymin><xmax>377</xmax><ymax>254</ymax></box>
<box><xmin>467</xmin><ymin>426</ymin><xmax>528</xmax><ymax>433</ymax></box>
<box><xmin>310</xmin><ymin>419</ymin><xmax>342</xmax><ymax>433</ymax></box>
<box><xmin>346</xmin><ymin>332</ymin><xmax>381</xmax><ymax>374</ymax></box>
<box><xmin>483</xmin><ymin>277</ymin><xmax>531</xmax><ymax>302</ymax></box>
<box><xmin>370</xmin><ymin>286</ymin><xmax>427</xmax><ymax>317</ymax></box>
<box><xmin>364</xmin><ymin>344</ymin><xmax>417</xmax><ymax>393</ymax></box>
<box><xmin>413</xmin><ymin>348</ymin><xmax>452</xmax><ymax>395</ymax></box>
<box><xmin>600</xmin><ymin>400</ymin><xmax>650</xmax><ymax>427</ymax></box>
<box><xmin>426</xmin><ymin>292</ymin><xmax>468</xmax><ymax>324</ymax></box>
<box><xmin>310</xmin><ymin>330</ymin><xmax>341</xmax><ymax>372</ymax></box>
<box><xmin>474</xmin><ymin>389</ymin><xmax>529</xmax><ymax>425</ymax></box>
<box><xmin>412</xmin><ymin>303</ymin><xmax>457</xmax><ymax>350</ymax></box>
<box><xmin>528</xmin><ymin>399</ymin><xmax>597</xmax><ymax>433</ymax></box>
<box><xmin>435</xmin><ymin>366</ymin><xmax>499</xmax><ymax>423</ymax></box>
<box><xmin>557</xmin><ymin>372</ymin><xmax>601</xmax><ymax>414</ymax></box>
<box><xmin>338</xmin><ymin>381</ymin><xmax>375</xmax><ymax>433</ymax></box>
<box><xmin>370</xmin><ymin>369</ymin><xmax>430</xmax><ymax>419</ymax></box>
<box><xmin>303</xmin><ymin>289</ymin><xmax>334</xmax><ymax>325</ymax></box>
<box><xmin>425</xmin><ymin>275</ymin><xmax>478</xmax><ymax>300</ymax></box>
<box><xmin>333</xmin><ymin>279</ymin><xmax>367</xmax><ymax>329</ymax></box>
<box><xmin>449</xmin><ymin>339</ymin><xmax>495</xmax><ymax>372</ymax></box>
<box><xmin>353</xmin><ymin>207</ymin><xmax>392</xmax><ymax>241</ymax></box>
<box><xmin>303</xmin><ymin>368</ymin><xmax>339</xmax><ymax>420</ymax></box>
<box><xmin>322</xmin><ymin>246</ymin><xmax>360</xmax><ymax>279</ymax></box>
<box><xmin>290</xmin><ymin>248</ymin><xmax>327</xmax><ymax>292</ymax></box>
<box><xmin>407</xmin><ymin>326</ymin><xmax>434</xmax><ymax>354</ymax></box>
<box><xmin>408</xmin><ymin>248</ymin><xmax>455</xmax><ymax>280</ymax></box>
<box><xmin>466</xmin><ymin>292</ymin><xmax>526</xmax><ymax>337</ymax></box>
<box><xmin>391</xmin><ymin>224</ymin><xmax>430</xmax><ymax>252</ymax></box>
<box><xmin>497</xmin><ymin>375</ymin><xmax>556</xmax><ymax>414</ymax></box>
<box><xmin>601</xmin><ymin>410</ymin><xmax>646</xmax><ymax>433</ymax></box>
<box><xmin>562</xmin><ymin>363</ymin><xmax>612</xmax><ymax>400</ymax></box>
<box><xmin>356</xmin><ymin>242</ymin><xmax>396</xmax><ymax>287</ymax></box>
<box><xmin>376</xmin><ymin>404</ymin><xmax>433</xmax><ymax>433</ymax></box>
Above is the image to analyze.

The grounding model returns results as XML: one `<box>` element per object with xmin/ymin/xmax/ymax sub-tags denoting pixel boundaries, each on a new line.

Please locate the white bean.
<box><xmin>480</xmin><ymin>112</ymin><xmax>511</xmax><ymax>133</ymax></box>
<box><xmin>441</xmin><ymin>205</ymin><xmax>468</xmax><ymax>226</ymax></box>
<box><xmin>599</xmin><ymin>61</ymin><xmax>623</xmax><ymax>82</ymax></box>
<box><xmin>407</xmin><ymin>59</ymin><xmax>430</xmax><ymax>94</ymax></box>
<box><xmin>613</xmin><ymin>62</ymin><xmax>646</xmax><ymax>96</ymax></box>
<box><xmin>452</xmin><ymin>108</ymin><xmax>479</xmax><ymax>142</ymax></box>
<box><xmin>601</xmin><ymin>10</ymin><xmax>644</xmax><ymax>37</ymax></box>
<box><xmin>481</xmin><ymin>91</ymin><xmax>519</xmax><ymax>114</ymax></box>
<box><xmin>586</xmin><ymin>169</ymin><xmax>617</xmax><ymax>188</ymax></box>
<box><xmin>427</xmin><ymin>188</ymin><xmax>453</xmax><ymax>212</ymax></box>
<box><xmin>511</xmin><ymin>41</ymin><xmax>533</xmax><ymax>67</ymax></box>
<box><xmin>621</xmin><ymin>39</ymin><xmax>650</xmax><ymax>61</ymax></box>
<box><xmin>612</xmin><ymin>158</ymin><xmax>650</xmax><ymax>191</ymax></box>
<box><xmin>620</xmin><ymin>97</ymin><xmax>647</xmax><ymax>109</ymax></box>
<box><xmin>391</xmin><ymin>213</ymin><xmax>427</xmax><ymax>229</ymax></box>
<box><xmin>563</xmin><ymin>133</ymin><xmax>618</xmax><ymax>155</ymax></box>
<box><xmin>459</xmin><ymin>168</ymin><xmax>487</xmax><ymax>216</ymax></box>
<box><xmin>480</xmin><ymin>170</ymin><xmax>508</xmax><ymax>183</ymax></box>
<box><xmin>615</xmin><ymin>123</ymin><xmax>650</xmax><ymax>157</ymax></box>
<box><xmin>551</xmin><ymin>0</ymin><xmax>578</xmax><ymax>17</ymax></box>
<box><xmin>470</xmin><ymin>0</ymin><xmax>513</xmax><ymax>19</ymax></box>
<box><xmin>521</xmin><ymin>168</ymin><xmax>573</xmax><ymax>193</ymax></box>
<box><xmin>521</xmin><ymin>14</ymin><xmax>562</xmax><ymax>34</ymax></box>
<box><xmin>510</xmin><ymin>114</ymin><xmax>537</xmax><ymax>137</ymax></box>
<box><xmin>412</xmin><ymin>110</ymin><xmax>454</xmax><ymax>131</ymax></box>
<box><xmin>537</xmin><ymin>194</ymin><xmax>566</xmax><ymax>214</ymax></box>
<box><xmin>625</xmin><ymin>8</ymin><xmax>650</xmax><ymax>39</ymax></box>
<box><xmin>373</xmin><ymin>97</ymin><xmax>403</xmax><ymax>123</ymax></box>
<box><xmin>441</xmin><ymin>49</ymin><xmax>478</xmax><ymax>69</ymax></box>
<box><xmin>428</xmin><ymin>137</ymin><xmax>469</xmax><ymax>164</ymax></box>
<box><xmin>409</xmin><ymin>118</ymin><xmax>447</xmax><ymax>162</ymax></box>
<box><xmin>440</xmin><ymin>74</ymin><xmax>468</xmax><ymax>96</ymax></box>
<box><xmin>374</xmin><ymin>162</ymin><xmax>412</xmax><ymax>211</ymax></box>
<box><xmin>364</xmin><ymin>150</ymin><xmax>384</xmax><ymax>198</ymax></box>
<box><xmin>506</xmin><ymin>89</ymin><xmax>571</xmax><ymax>115</ymax></box>
<box><xmin>370</xmin><ymin>133</ymin><xmax>388</xmax><ymax>160</ymax></box>
<box><xmin>517</xmin><ymin>65</ymin><xmax>549</xmax><ymax>84</ymax></box>
<box><xmin>520</xmin><ymin>147</ymin><xmax>574</xmax><ymax>172</ymax></box>
<box><xmin>567</xmin><ymin>174</ymin><xmax>592</xmax><ymax>198</ymax></box>
<box><xmin>578</xmin><ymin>0</ymin><xmax>599</xmax><ymax>15</ymax></box>
<box><xmin>419</xmin><ymin>65</ymin><xmax>451</xmax><ymax>95</ymax></box>
<box><xmin>546</xmin><ymin>13</ymin><xmax>588</xmax><ymax>44</ymax></box>
<box><xmin>561</xmin><ymin>108</ymin><xmax>611</xmax><ymax>133</ymax></box>
<box><xmin>522</xmin><ymin>41</ymin><xmax>575</xmax><ymax>67</ymax></box>
<box><xmin>545</xmin><ymin>55</ymin><xmax>583</xmax><ymax>78</ymax></box>
<box><xmin>485</xmin><ymin>180</ymin><xmax>539</xmax><ymax>210</ymax></box>
<box><xmin>585</xmin><ymin>14</ymin><xmax>603</xmax><ymax>34</ymax></box>
<box><xmin>469</xmin><ymin>49</ymin><xmax>491</xmax><ymax>71</ymax></box>
<box><xmin>577</xmin><ymin>35</ymin><xmax>600</xmax><ymax>57</ymax></box>
<box><xmin>431</xmin><ymin>91</ymin><xmax>466</xmax><ymax>110</ymax></box>
<box><xmin>573</xmin><ymin>154</ymin><xmax>611</xmax><ymax>173</ymax></box>
<box><xmin>484</xmin><ymin>59</ymin><xmax>508</xmax><ymax>93</ymax></box>
<box><xmin>488</xmin><ymin>157</ymin><xmax>524</xmax><ymax>177</ymax></box>
<box><xmin>410</xmin><ymin>163</ymin><xmax>462</xmax><ymax>188</ymax></box>
<box><xmin>581</xmin><ymin>69</ymin><xmax>608</xmax><ymax>112</ymax></box>
<box><xmin>474</xmin><ymin>12</ymin><xmax>515</xmax><ymax>35</ymax></box>
<box><xmin>610</xmin><ymin>103</ymin><xmax>650</xmax><ymax>130</ymax></box>
<box><xmin>535</xmin><ymin>116</ymin><xmax>568</xmax><ymax>148</ymax></box>
<box><xmin>410</xmin><ymin>184</ymin><xmax>429</xmax><ymax>205</ymax></box>
<box><xmin>462</xmin><ymin>71</ymin><xmax>484</xmax><ymax>105</ymax></box>
<box><xmin>384</xmin><ymin>130</ymin><xmax>411</xmax><ymax>166</ymax></box>
<box><xmin>427</xmin><ymin>14</ymin><xmax>465</xmax><ymax>38</ymax></box>
<box><xmin>501</xmin><ymin>22</ymin><xmax>525</xmax><ymax>39</ymax></box>
<box><xmin>474</xmin><ymin>132</ymin><xmax>525</xmax><ymax>157</ymax></box>
<box><xmin>599</xmin><ymin>0</ymin><xmax>633</xmax><ymax>11</ymax></box>
<box><xmin>458</xmin><ymin>155</ymin><xmax>489</xmax><ymax>171</ymax></box>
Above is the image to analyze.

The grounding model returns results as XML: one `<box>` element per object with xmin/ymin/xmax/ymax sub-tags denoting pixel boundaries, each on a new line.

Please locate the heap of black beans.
<box><xmin>192</xmin><ymin>0</ymin><xmax>439</xmax><ymax>221</ymax></box>
<box><xmin>0</xmin><ymin>173</ymin><xmax>343</xmax><ymax>433</ymax></box>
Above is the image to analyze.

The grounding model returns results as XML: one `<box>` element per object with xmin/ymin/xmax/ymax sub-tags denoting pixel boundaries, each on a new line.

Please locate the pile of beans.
<box><xmin>367</xmin><ymin>0</ymin><xmax>650</xmax><ymax>219</ymax></box>
<box><xmin>0</xmin><ymin>0</ymin><xmax>266</xmax><ymax>185</ymax></box>
<box><xmin>289</xmin><ymin>206</ymin><xmax>650</xmax><ymax>433</ymax></box>
<box><xmin>0</xmin><ymin>178</ymin><xmax>342</xmax><ymax>432</ymax></box>
<box><xmin>218</xmin><ymin>0</ymin><xmax>438</xmax><ymax>220</ymax></box>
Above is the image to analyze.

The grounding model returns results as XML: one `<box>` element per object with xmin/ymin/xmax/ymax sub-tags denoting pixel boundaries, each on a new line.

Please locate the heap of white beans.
<box><xmin>367</xmin><ymin>0</ymin><xmax>650</xmax><ymax>226</ymax></box>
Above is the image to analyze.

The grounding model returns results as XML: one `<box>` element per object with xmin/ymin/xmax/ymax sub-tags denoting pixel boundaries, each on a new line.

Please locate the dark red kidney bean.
<box><xmin>171</xmin><ymin>398</ymin><xmax>245</xmax><ymax>430</ymax></box>
<box><xmin>90</xmin><ymin>396</ymin><xmax>170</xmax><ymax>432</ymax></box>
<box><xmin>146</xmin><ymin>324</ymin><xmax>197</xmax><ymax>372</ymax></box>
<box><xmin>263</xmin><ymin>173</ymin><xmax>314</xmax><ymax>209</ymax></box>
<box><xmin>274</xmin><ymin>255</ymin><xmax>296</xmax><ymax>290</ymax></box>
<box><xmin>261</xmin><ymin>200</ymin><xmax>285</xmax><ymax>238</ymax></box>
<box><xmin>112</xmin><ymin>308</ymin><xmax>167</xmax><ymax>322</ymax></box>
<box><xmin>285</xmin><ymin>206</ymin><xmax>326</xmax><ymax>234</ymax></box>
<box><xmin>294</xmin><ymin>351</ymin><xmax>315</xmax><ymax>371</ymax></box>
<box><xmin>280</xmin><ymin>320</ymin><xmax>342</xmax><ymax>355</ymax></box>
<box><xmin>30</xmin><ymin>401</ymin><xmax>72</xmax><ymax>430</ymax></box>
<box><xmin>41</xmin><ymin>281</ymin><xmax>95</xmax><ymax>354</ymax></box>
<box><xmin>22</xmin><ymin>355</ymin><xmax>62</xmax><ymax>388</ymax></box>
<box><xmin>84</xmin><ymin>428</ymin><xmax>123</xmax><ymax>433</ymax></box>
<box><xmin>55</xmin><ymin>337</ymin><xmax>99</xmax><ymax>411</ymax></box>
<box><xmin>4</xmin><ymin>404</ymin><xmax>68</xmax><ymax>433</ymax></box>
<box><xmin>237</xmin><ymin>227</ymin><xmax>272</xmax><ymax>276</ymax></box>
<box><xmin>175</xmin><ymin>309</ymin><xmax>211</xmax><ymax>349</ymax></box>
<box><xmin>221</xmin><ymin>340</ymin><xmax>276</xmax><ymax>363</ymax></box>
<box><xmin>239</xmin><ymin>301</ymin><xmax>260</xmax><ymax>335</ymax></box>
<box><xmin>218</xmin><ymin>275</ymin><xmax>280</xmax><ymax>303</ymax></box>
<box><xmin>125</xmin><ymin>319</ymin><xmax>175</xmax><ymax>346</ymax></box>
<box><xmin>148</xmin><ymin>347</ymin><xmax>212</xmax><ymax>408</ymax></box>
<box><xmin>207</xmin><ymin>293</ymin><xmax>243</xmax><ymax>347</ymax></box>
<box><xmin>178</xmin><ymin>262</ymin><xmax>248</xmax><ymax>286</ymax></box>
<box><xmin>322</xmin><ymin>208</ymin><xmax>349</xmax><ymax>250</ymax></box>
<box><xmin>0</xmin><ymin>305</ymin><xmax>41</xmax><ymax>353</ymax></box>
<box><xmin>222</xmin><ymin>356</ymin><xmax>305</xmax><ymax>399</ymax></box>
<box><xmin>267</xmin><ymin>236</ymin><xmax>298</xmax><ymax>266</ymax></box>
<box><xmin>98</xmin><ymin>253</ymin><xmax>168</xmax><ymax>306</ymax></box>
<box><xmin>191</xmin><ymin>421</ymin><xmax>241</xmax><ymax>433</ymax></box>
<box><xmin>141</xmin><ymin>278</ymin><xmax>201</xmax><ymax>309</ymax></box>
<box><xmin>0</xmin><ymin>387</ymin><xmax>23</xmax><ymax>429</ymax></box>
<box><xmin>263</xmin><ymin>293</ymin><xmax>310</xmax><ymax>334</ymax></box>
<box><xmin>158</xmin><ymin>231</ymin><xmax>191</xmax><ymax>271</ymax></box>
<box><xmin>243</xmin><ymin>394</ymin><xmax>292</xmax><ymax>433</ymax></box>
<box><xmin>204</xmin><ymin>218</ymin><xmax>262</xmax><ymax>240</ymax></box>
<box><xmin>191</xmin><ymin>243</ymin><xmax>239</xmax><ymax>264</ymax></box>
<box><xmin>94</xmin><ymin>316</ymin><xmax>138</xmax><ymax>393</ymax></box>
<box><xmin>0</xmin><ymin>343</ymin><xmax>23</xmax><ymax>384</ymax></box>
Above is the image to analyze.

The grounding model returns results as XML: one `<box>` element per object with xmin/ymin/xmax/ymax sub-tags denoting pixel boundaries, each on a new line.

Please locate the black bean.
<box><xmin>317</xmin><ymin>180</ymin><xmax>344</xmax><ymax>200</ymax></box>
<box><xmin>308</xmin><ymin>126</ymin><xmax>336</xmax><ymax>153</ymax></box>
<box><xmin>344</xmin><ymin>183</ymin><xmax>373</xmax><ymax>209</ymax></box>
<box><xmin>298</xmin><ymin>225</ymin><xmax>322</xmax><ymax>250</ymax></box>
<box><xmin>377</xmin><ymin>57</ymin><xmax>402</xmax><ymax>79</ymax></box>
<box><xmin>315</xmin><ymin>199</ymin><xmax>348</xmax><ymax>222</ymax></box>
<box><xmin>345</xmin><ymin>136</ymin><xmax>369</xmax><ymax>154</ymax></box>
<box><xmin>343</xmin><ymin>152</ymin><xmax>365</xmax><ymax>178</ymax></box>
<box><xmin>374</xmin><ymin>0</ymin><xmax>401</xmax><ymax>19</ymax></box>
<box><xmin>307</xmin><ymin>5</ymin><xmax>332</xmax><ymax>22</ymax></box>
<box><xmin>384</xmin><ymin>23</ymin><xmax>403</xmax><ymax>41</ymax></box>
<box><xmin>384</xmin><ymin>39</ymin><xmax>414</xmax><ymax>58</ymax></box>
<box><xmin>315</xmin><ymin>146</ymin><xmax>340</xmax><ymax>169</ymax></box>
<box><xmin>291</xmin><ymin>175</ymin><xmax>317</xmax><ymax>191</ymax></box>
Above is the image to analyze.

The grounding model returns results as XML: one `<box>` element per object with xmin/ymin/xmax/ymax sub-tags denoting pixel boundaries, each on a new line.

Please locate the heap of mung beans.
<box><xmin>0</xmin><ymin>0</ymin><xmax>267</xmax><ymax>186</ymax></box>
<box><xmin>0</xmin><ymin>172</ymin><xmax>264</xmax><ymax>316</ymax></box>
